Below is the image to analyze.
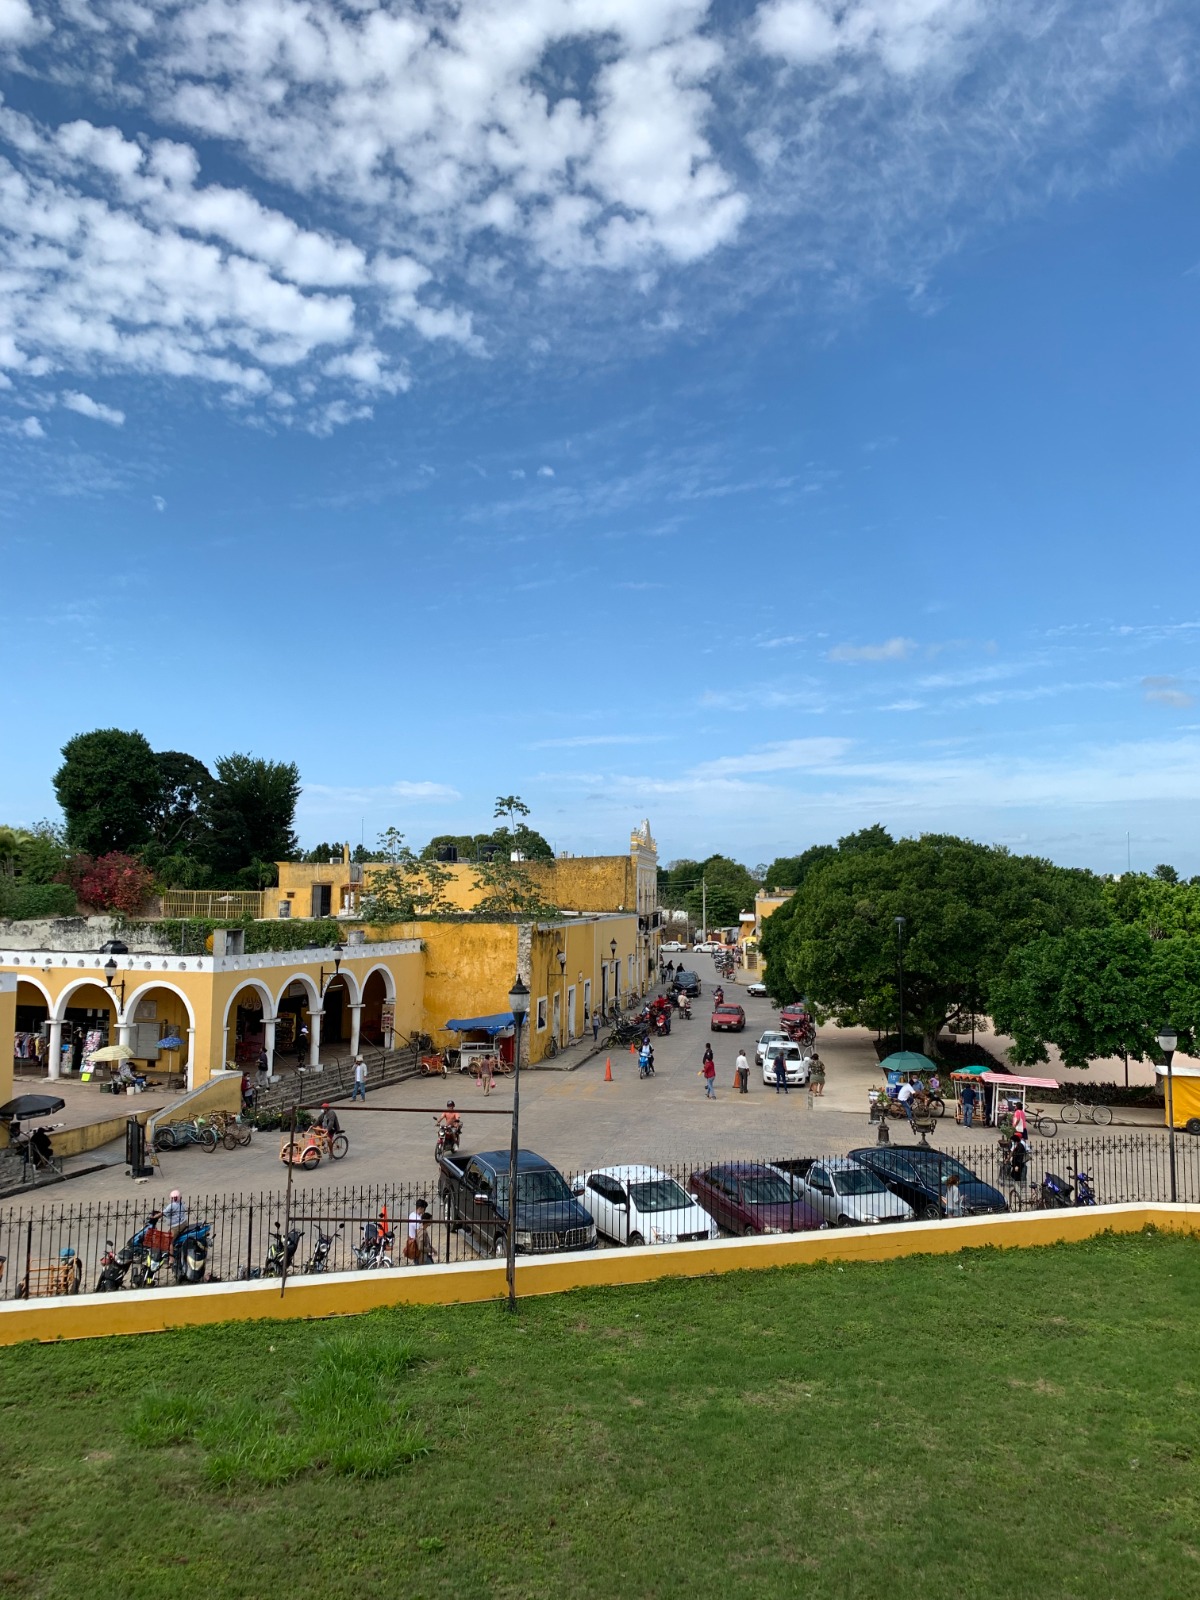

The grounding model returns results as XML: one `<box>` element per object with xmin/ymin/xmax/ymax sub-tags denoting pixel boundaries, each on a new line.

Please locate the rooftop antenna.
<box><xmin>1127</xmin><ymin>831</ymin><xmax>1131</xmax><ymax>874</ymax></box>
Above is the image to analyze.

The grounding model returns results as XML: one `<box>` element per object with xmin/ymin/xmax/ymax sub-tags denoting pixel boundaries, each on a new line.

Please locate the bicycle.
<box><xmin>1059</xmin><ymin>1099</ymin><xmax>1112</xmax><ymax>1127</ymax></box>
<box><xmin>1027</xmin><ymin>1106</ymin><xmax>1058</xmax><ymax>1138</ymax></box>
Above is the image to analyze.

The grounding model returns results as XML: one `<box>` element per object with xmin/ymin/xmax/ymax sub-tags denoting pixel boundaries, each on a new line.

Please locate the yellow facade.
<box><xmin>748</xmin><ymin>891</ymin><xmax>795</xmax><ymax>977</ymax></box>
<box><xmin>1</xmin><ymin>941</ymin><xmax>423</xmax><ymax>1090</ymax></box>
<box><xmin>0</xmin><ymin>973</ymin><xmax>14</xmax><ymax>1107</ymax></box>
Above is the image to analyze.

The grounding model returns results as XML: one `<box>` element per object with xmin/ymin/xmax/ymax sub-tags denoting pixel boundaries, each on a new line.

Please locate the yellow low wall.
<box><xmin>145</xmin><ymin>1070</ymin><xmax>241</xmax><ymax>1145</ymax></box>
<box><xmin>51</xmin><ymin>1113</ymin><xmax>147</xmax><ymax>1159</ymax></box>
<box><xmin>2</xmin><ymin>1203</ymin><xmax>1198</xmax><ymax>1346</ymax></box>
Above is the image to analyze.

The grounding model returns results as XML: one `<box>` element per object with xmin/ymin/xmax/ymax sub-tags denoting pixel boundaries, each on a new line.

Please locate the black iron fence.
<box><xmin>1</xmin><ymin>1131</ymin><xmax>1197</xmax><ymax>1301</ymax></box>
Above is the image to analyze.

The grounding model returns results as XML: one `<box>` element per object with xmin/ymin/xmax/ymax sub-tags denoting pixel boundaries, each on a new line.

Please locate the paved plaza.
<box><xmin>10</xmin><ymin>954</ymin><xmax>1164</xmax><ymax>1212</ymax></box>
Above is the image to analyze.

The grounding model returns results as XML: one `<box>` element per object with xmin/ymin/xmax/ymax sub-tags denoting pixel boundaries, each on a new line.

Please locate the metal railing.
<box><xmin>0</xmin><ymin>1131</ymin><xmax>1196</xmax><ymax>1301</ymax></box>
<box><xmin>159</xmin><ymin>890</ymin><xmax>269</xmax><ymax>920</ymax></box>
<box><xmin>248</xmin><ymin>1042</ymin><xmax>422</xmax><ymax>1118</ymax></box>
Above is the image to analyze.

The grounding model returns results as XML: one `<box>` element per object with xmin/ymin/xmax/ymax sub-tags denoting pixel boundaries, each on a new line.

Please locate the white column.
<box><xmin>264</xmin><ymin>1016</ymin><xmax>277</xmax><ymax>1078</ymax></box>
<box><xmin>47</xmin><ymin>1019</ymin><xmax>63</xmax><ymax>1080</ymax></box>
<box><xmin>348</xmin><ymin>1003</ymin><xmax>363</xmax><ymax>1057</ymax></box>
<box><xmin>118</xmin><ymin>1019</ymin><xmax>134</xmax><ymax>1053</ymax></box>
<box><xmin>309</xmin><ymin>1009</ymin><xmax>323</xmax><ymax>1067</ymax></box>
<box><xmin>185</xmin><ymin>1027</ymin><xmax>196</xmax><ymax>1092</ymax></box>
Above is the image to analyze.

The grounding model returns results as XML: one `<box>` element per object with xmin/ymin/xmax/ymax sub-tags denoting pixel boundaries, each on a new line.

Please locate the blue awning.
<box><xmin>445</xmin><ymin>1012</ymin><xmax>515</xmax><ymax>1034</ymax></box>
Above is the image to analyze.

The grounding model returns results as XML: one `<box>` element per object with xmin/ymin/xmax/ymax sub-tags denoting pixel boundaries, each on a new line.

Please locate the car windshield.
<box><xmin>739</xmin><ymin>1173</ymin><xmax>795</xmax><ymax>1206</ymax></box>
<box><xmin>628</xmin><ymin>1178</ymin><xmax>693</xmax><ymax>1214</ymax></box>
<box><xmin>831</xmin><ymin>1167</ymin><xmax>887</xmax><ymax>1196</ymax></box>
<box><xmin>900</xmin><ymin>1151</ymin><xmax>974</xmax><ymax>1180</ymax></box>
<box><xmin>496</xmin><ymin>1170</ymin><xmax>574</xmax><ymax>1206</ymax></box>
<box><xmin>716</xmin><ymin>1006</ymin><xmax>740</xmax><ymax>1015</ymax></box>
<box><xmin>767</xmin><ymin>1044</ymin><xmax>800</xmax><ymax>1060</ymax></box>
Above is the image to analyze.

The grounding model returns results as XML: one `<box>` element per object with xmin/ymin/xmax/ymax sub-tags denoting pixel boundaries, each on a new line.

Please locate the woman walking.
<box><xmin>809</xmin><ymin>1054</ymin><xmax>826</xmax><ymax>1097</ymax></box>
<box><xmin>701</xmin><ymin>1043</ymin><xmax>717</xmax><ymax>1100</ymax></box>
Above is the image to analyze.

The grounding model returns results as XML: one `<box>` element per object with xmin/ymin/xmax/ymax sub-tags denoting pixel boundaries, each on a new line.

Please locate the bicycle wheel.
<box><xmin>301</xmin><ymin>1146</ymin><xmax>321</xmax><ymax>1169</ymax></box>
<box><xmin>330</xmin><ymin>1134</ymin><xmax>349</xmax><ymax>1160</ymax></box>
<box><xmin>544</xmin><ymin>1036</ymin><xmax>558</xmax><ymax>1058</ymax></box>
<box><xmin>1091</xmin><ymin>1104</ymin><xmax>1112</xmax><ymax>1126</ymax></box>
<box><xmin>153</xmin><ymin>1126</ymin><xmax>177</xmax><ymax>1151</ymax></box>
<box><xmin>222</xmin><ymin>1131</ymin><xmax>239</xmax><ymax>1151</ymax></box>
<box><xmin>1035</xmin><ymin>1115</ymin><xmax>1057</xmax><ymax>1139</ymax></box>
<box><xmin>237</xmin><ymin>1127</ymin><xmax>252</xmax><ymax>1146</ymax></box>
<box><xmin>1060</xmin><ymin>1102</ymin><xmax>1081</xmax><ymax>1124</ymax></box>
<box><xmin>1008</xmin><ymin>1188</ymin><xmax>1025</xmax><ymax>1212</ymax></box>
<box><xmin>200</xmin><ymin>1128</ymin><xmax>218</xmax><ymax>1152</ymax></box>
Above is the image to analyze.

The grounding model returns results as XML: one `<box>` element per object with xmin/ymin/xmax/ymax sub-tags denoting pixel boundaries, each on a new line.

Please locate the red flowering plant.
<box><xmin>65</xmin><ymin>852</ymin><xmax>155</xmax><ymax>916</ymax></box>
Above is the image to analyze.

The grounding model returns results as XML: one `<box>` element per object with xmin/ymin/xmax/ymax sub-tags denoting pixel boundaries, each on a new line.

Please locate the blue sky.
<box><xmin>2</xmin><ymin>0</ymin><xmax>1200</xmax><ymax>872</ymax></box>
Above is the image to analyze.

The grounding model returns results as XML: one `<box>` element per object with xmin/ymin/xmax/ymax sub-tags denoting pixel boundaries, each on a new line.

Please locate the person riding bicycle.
<box><xmin>437</xmin><ymin>1101</ymin><xmax>463</xmax><ymax>1151</ymax></box>
<box><xmin>317</xmin><ymin>1102</ymin><xmax>342</xmax><ymax>1136</ymax></box>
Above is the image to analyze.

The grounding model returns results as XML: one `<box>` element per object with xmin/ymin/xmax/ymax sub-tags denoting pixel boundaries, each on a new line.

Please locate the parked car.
<box><xmin>761</xmin><ymin>1040</ymin><xmax>810</xmax><ymax>1085</ymax></box>
<box><xmin>660</xmin><ymin>940</ymin><xmax>685</xmax><ymax>953</ymax></box>
<box><xmin>848</xmin><ymin>1146</ymin><xmax>1008</xmax><ymax>1219</ymax></box>
<box><xmin>573</xmin><ymin>1167</ymin><xmax>718</xmax><ymax>1246</ymax></box>
<box><xmin>688</xmin><ymin>1163</ymin><xmax>823</xmax><ymax>1236</ymax></box>
<box><xmin>710</xmin><ymin>1003</ymin><xmax>746</xmax><ymax>1033</ymax></box>
<box><xmin>671</xmin><ymin>969</ymin><xmax>702</xmax><ymax>997</ymax></box>
<box><xmin>437</xmin><ymin>1148</ymin><xmax>598</xmax><ymax>1254</ymax></box>
<box><xmin>769</xmin><ymin>1157</ymin><xmax>915</xmax><ymax>1227</ymax></box>
<box><xmin>746</xmin><ymin>981</ymin><xmax>768</xmax><ymax>997</ymax></box>
<box><xmin>755</xmin><ymin>1028</ymin><xmax>789</xmax><ymax>1065</ymax></box>
<box><xmin>694</xmin><ymin>941</ymin><xmax>724</xmax><ymax>954</ymax></box>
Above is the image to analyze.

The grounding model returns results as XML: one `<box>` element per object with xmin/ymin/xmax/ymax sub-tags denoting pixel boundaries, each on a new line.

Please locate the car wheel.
<box><xmin>836</xmin><ymin>1215</ymin><xmax>854</xmax><ymax>1228</ymax></box>
<box><xmin>493</xmin><ymin>1234</ymin><xmax>508</xmax><ymax>1257</ymax></box>
<box><xmin>742</xmin><ymin>1224</ymin><xmax>757</xmax><ymax>1237</ymax></box>
<box><xmin>627</xmin><ymin>1232</ymin><xmax>644</xmax><ymax>1248</ymax></box>
<box><xmin>919</xmin><ymin>1202</ymin><xmax>942</xmax><ymax>1221</ymax></box>
<box><xmin>1186</xmin><ymin>1118</ymin><xmax>1200</xmax><ymax>1136</ymax></box>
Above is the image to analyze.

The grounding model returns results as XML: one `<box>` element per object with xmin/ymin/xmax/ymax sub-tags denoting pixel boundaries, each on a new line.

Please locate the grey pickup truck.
<box><xmin>437</xmin><ymin>1147</ymin><xmax>598</xmax><ymax>1257</ymax></box>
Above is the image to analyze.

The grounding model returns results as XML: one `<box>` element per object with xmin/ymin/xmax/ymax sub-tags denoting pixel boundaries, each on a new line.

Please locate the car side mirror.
<box><xmin>473</xmin><ymin>1192</ymin><xmax>489</xmax><ymax>1203</ymax></box>
<box><xmin>571</xmin><ymin>1185</ymin><xmax>585</xmax><ymax>1197</ymax></box>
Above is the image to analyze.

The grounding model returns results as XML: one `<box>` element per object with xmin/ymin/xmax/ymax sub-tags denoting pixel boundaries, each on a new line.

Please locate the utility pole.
<box><xmin>895</xmin><ymin>916</ymin><xmax>907</xmax><ymax>1054</ymax></box>
<box><xmin>701</xmin><ymin>879</ymin><xmax>707</xmax><ymax>945</ymax></box>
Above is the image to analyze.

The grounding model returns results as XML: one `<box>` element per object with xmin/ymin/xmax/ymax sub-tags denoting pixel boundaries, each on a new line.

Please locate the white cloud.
<box><xmin>0</xmin><ymin>0</ymin><xmax>38</xmax><ymax>46</ymax></box>
<box><xmin>1143</xmin><ymin>675</ymin><xmax>1195</xmax><ymax>709</ymax></box>
<box><xmin>828</xmin><ymin>636</ymin><xmax>917</xmax><ymax>663</ymax></box>
<box><xmin>528</xmin><ymin>734</ymin><xmax>667</xmax><ymax>749</ymax></box>
<box><xmin>5</xmin><ymin>414</ymin><xmax>44</xmax><ymax>438</ymax></box>
<box><xmin>152</xmin><ymin>494</ymin><xmax>166</xmax><ymax>511</ymax></box>
<box><xmin>756</xmin><ymin>0</ymin><xmax>981</xmax><ymax>75</ymax></box>
<box><xmin>690</xmin><ymin>737</ymin><xmax>853</xmax><ymax>776</ymax></box>
<box><xmin>537</xmin><ymin>465</ymin><xmax>555</xmax><ymax>478</ymax></box>
<box><xmin>61</xmin><ymin>389</ymin><xmax>125</xmax><ymax>426</ymax></box>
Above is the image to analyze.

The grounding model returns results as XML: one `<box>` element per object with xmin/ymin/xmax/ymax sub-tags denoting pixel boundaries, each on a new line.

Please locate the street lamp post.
<box><xmin>894</xmin><ymin>916</ymin><xmax>907</xmax><ymax>1055</ymax></box>
<box><xmin>557</xmin><ymin>950</ymin><xmax>567</xmax><ymax>1047</ymax></box>
<box><xmin>506</xmin><ymin>975</ymin><xmax>530</xmax><ymax>1312</ymax></box>
<box><xmin>1158</xmin><ymin>1026</ymin><xmax>1178</xmax><ymax>1204</ymax></box>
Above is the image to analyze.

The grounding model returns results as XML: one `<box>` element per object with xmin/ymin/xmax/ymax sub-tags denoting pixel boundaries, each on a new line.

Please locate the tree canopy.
<box><xmin>54</xmin><ymin>728</ymin><xmax>161</xmax><ymax>856</ymax></box>
<box><xmin>205</xmin><ymin>754</ymin><xmax>300</xmax><ymax>883</ymax></box>
<box><xmin>761</xmin><ymin>832</ymin><xmax>1106</xmax><ymax>1054</ymax></box>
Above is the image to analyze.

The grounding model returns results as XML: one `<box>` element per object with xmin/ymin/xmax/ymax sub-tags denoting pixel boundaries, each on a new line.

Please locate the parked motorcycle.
<box><xmin>353</xmin><ymin>1218</ymin><xmax>394</xmax><ymax>1270</ymax></box>
<box><xmin>1039</xmin><ymin>1170</ymin><xmax>1097</xmax><ymax>1208</ymax></box>
<box><xmin>262</xmin><ymin>1223</ymin><xmax>304</xmax><ymax>1278</ymax></box>
<box><xmin>95</xmin><ymin>1237</ymin><xmax>134</xmax><ymax>1292</ymax></box>
<box><xmin>304</xmin><ymin>1223</ymin><xmax>343</xmax><ymax>1274</ymax></box>
<box><xmin>128</xmin><ymin>1213</ymin><xmax>212</xmax><ymax>1286</ymax></box>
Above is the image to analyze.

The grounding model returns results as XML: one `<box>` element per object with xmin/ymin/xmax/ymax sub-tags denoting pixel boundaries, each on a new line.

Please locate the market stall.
<box><xmin>951</xmin><ymin>1069</ymin><xmax>1057</xmax><ymax>1127</ymax></box>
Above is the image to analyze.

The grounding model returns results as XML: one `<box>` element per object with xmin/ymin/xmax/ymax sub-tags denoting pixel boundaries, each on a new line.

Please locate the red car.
<box><xmin>688</xmin><ymin>1163</ymin><xmax>823</xmax><ymax>1236</ymax></box>
<box><xmin>710</xmin><ymin>1002</ymin><xmax>746</xmax><ymax>1033</ymax></box>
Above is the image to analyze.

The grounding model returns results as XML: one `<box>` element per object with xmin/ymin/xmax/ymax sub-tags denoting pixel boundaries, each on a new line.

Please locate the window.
<box><xmin>566</xmin><ymin>985</ymin><xmax>576</xmax><ymax>1036</ymax></box>
<box><xmin>535</xmin><ymin>996</ymin><xmax>548</xmax><ymax>1032</ymax></box>
<box><xmin>552</xmin><ymin>991</ymin><xmax>561</xmax><ymax>1040</ymax></box>
<box><xmin>583</xmin><ymin>979</ymin><xmax>591</xmax><ymax>1024</ymax></box>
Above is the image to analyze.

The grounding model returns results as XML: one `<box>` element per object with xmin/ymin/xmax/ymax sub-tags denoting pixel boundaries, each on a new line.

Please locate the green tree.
<box><xmin>1102</xmin><ymin>873</ymin><xmax>1200</xmax><ymax>938</ymax></box>
<box><xmin>837</xmin><ymin>824</ymin><xmax>895</xmax><ymax>854</ymax></box>
<box><xmin>658</xmin><ymin>860</ymin><xmax>702</xmax><ymax>912</ymax></box>
<box><xmin>471</xmin><ymin>854</ymin><xmax>560</xmax><ymax>919</ymax></box>
<box><xmin>685</xmin><ymin>855</ymin><xmax>758</xmax><ymax>929</ymax></box>
<box><xmin>1154</xmin><ymin>863</ymin><xmax>1180</xmax><ymax>884</ymax></box>
<box><xmin>15</xmin><ymin>821</ymin><xmax>69</xmax><ymax>885</ymax></box>
<box><xmin>763</xmin><ymin>845</ymin><xmax>836</xmax><ymax>892</ymax></box>
<box><xmin>362</xmin><ymin>829</ymin><xmax>455</xmax><ymax>921</ymax></box>
<box><xmin>147</xmin><ymin>751</ymin><xmax>214</xmax><ymax>858</ymax></box>
<box><xmin>205</xmin><ymin>754</ymin><xmax>300</xmax><ymax>879</ymax></box>
<box><xmin>493</xmin><ymin>795</ymin><xmax>531</xmax><ymax>832</ymax></box>
<box><xmin>763</xmin><ymin>834</ymin><xmax>1105</xmax><ymax>1054</ymax></box>
<box><xmin>53</xmin><ymin>728</ymin><xmax>161</xmax><ymax>855</ymax></box>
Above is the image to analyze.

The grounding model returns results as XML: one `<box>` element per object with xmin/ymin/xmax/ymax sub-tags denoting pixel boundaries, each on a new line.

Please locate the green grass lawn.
<box><xmin>2</xmin><ymin>1232</ymin><xmax>1199</xmax><ymax>1600</ymax></box>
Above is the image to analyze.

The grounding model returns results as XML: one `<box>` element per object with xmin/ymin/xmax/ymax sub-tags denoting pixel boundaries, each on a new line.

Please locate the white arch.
<box><xmin>273</xmin><ymin>971</ymin><xmax>321</xmax><ymax>1013</ymax></box>
<box><xmin>51</xmin><ymin>976</ymin><xmax>122</xmax><ymax>1023</ymax></box>
<box><xmin>221</xmin><ymin>977</ymin><xmax>276</xmax><ymax>1036</ymax></box>
<box><xmin>357</xmin><ymin>962</ymin><xmax>397</xmax><ymax>1002</ymax></box>
<box><xmin>120</xmin><ymin>980</ymin><xmax>197</xmax><ymax>1033</ymax></box>
<box><xmin>15</xmin><ymin>974</ymin><xmax>54</xmax><ymax>1010</ymax></box>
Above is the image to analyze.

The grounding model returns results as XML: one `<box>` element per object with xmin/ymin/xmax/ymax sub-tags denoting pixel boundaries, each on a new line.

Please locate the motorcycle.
<box><xmin>1039</xmin><ymin>1170</ymin><xmax>1097</xmax><ymax>1208</ymax></box>
<box><xmin>653</xmin><ymin>1010</ymin><xmax>670</xmax><ymax>1037</ymax></box>
<box><xmin>262</xmin><ymin>1223</ymin><xmax>304</xmax><ymax>1278</ymax></box>
<box><xmin>304</xmin><ymin>1223</ymin><xmax>343</xmax><ymax>1274</ymax></box>
<box><xmin>435</xmin><ymin>1118</ymin><xmax>462</xmax><ymax>1161</ymax></box>
<box><xmin>353</xmin><ymin>1217</ymin><xmax>395</xmax><ymax>1270</ymax></box>
<box><xmin>129</xmin><ymin>1212</ymin><xmax>212</xmax><ymax>1287</ymax></box>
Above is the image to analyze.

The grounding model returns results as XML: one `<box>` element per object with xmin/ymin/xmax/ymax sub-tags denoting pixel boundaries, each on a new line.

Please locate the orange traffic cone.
<box><xmin>605</xmin><ymin>1058</ymin><xmax>614</xmax><ymax>1082</ymax></box>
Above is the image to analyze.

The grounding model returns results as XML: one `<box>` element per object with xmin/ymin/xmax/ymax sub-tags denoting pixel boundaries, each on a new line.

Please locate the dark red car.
<box><xmin>687</xmin><ymin>1163</ymin><xmax>823</xmax><ymax>1236</ymax></box>
<box><xmin>710</xmin><ymin>1002</ymin><xmax>746</xmax><ymax>1033</ymax></box>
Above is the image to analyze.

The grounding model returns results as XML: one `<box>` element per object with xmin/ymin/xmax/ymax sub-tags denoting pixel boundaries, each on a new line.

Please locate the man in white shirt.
<box><xmin>896</xmin><ymin>1079</ymin><xmax>918</xmax><ymax>1124</ymax></box>
<box><xmin>735</xmin><ymin>1049</ymin><xmax>750</xmax><ymax>1094</ymax></box>
<box><xmin>160</xmin><ymin>1189</ymin><xmax>187</xmax><ymax>1235</ymax></box>
<box><xmin>352</xmin><ymin>1055</ymin><xmax>367</xmax><ymax>1101</ymax></box>
<box><xmin>406</xmin><ymin>1198</ymin><xmax>434</xmax><ymax>1265</ymax></box>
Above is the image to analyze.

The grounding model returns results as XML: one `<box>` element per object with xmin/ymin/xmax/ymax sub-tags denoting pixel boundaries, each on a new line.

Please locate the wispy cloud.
<box><xmin>1143</xmin><ymin>675</ymin><xmax>1196</xmax><ymax>709</ymax></box>
<box><xmin>61</xmin><ymin>390</ymin><xmax>125</xmax><ymax>427</ymax></box>
<box><xmin>690</xmin><ymin>738</ymin><xmax>854</xmax><ymax>777</ymax></box>
<box><xmin>527</xmin><ymin>734</ymin><xmax>668</xmax><ymax>750</ymax></box>
<box><xmin>829</xmin><ymin>637</ymin><xmax>917</xmax><ymax>663</ymax></box>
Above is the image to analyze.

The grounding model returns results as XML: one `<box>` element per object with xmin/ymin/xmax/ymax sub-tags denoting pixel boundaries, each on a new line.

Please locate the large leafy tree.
<box><xmin>205</xmin><ymin>754</ymin><xmax>300</xmax><ymax>880</ymax></box>
<box><xmin>993</xmin><ymin>924</ymin><xmax>1200</xmax><ymax>1067</ymax></box>
<box><xmin>147</xmin><ymin>751</ymin><xmax>214</xmax><ymax>857</ymax></box>
<box><xmin>1102</xmin><ymin>873</ymin><xmax>1200</xmax><ymax>938</ymax></box>
<box><xmin>53</xmin><ymin>728</ymin><xmax>161</xmax><ymax>855</ymax></box>
<box><xmin>685</xmin><ymin>855</ymin><xmax>758</xmax><ymax>929</ymax></box>
<box><xmin>763</xmin><ymin>845</ymin><xmax>836</xmax><ymax>892</ymax></box>
<box><xmin>763</xmin><ymin>833</ymin><xmax>1105</xmax><ymax>1054</ymax></box>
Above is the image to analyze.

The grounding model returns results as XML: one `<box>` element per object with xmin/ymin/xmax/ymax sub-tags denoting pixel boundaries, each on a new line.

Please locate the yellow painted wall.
<box><xmin>388</xmin><ymin>920</ymin><xmax>518</xmax><ymax>1051</ymax></box>
<box><xmin>2</xmin><ymin>1203</ymin><xmax>1196</xmax><ymax>1346</ymax></box>
<box><xmin>0</xmin><ymin>974</ymin><xmax>13</xmax><ymax>1108</ymax></box>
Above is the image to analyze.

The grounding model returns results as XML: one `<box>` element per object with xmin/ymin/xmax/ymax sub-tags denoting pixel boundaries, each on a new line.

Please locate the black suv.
<box><xmin>848</xmin><ymin>1147</ymin><xmax>1007</xmax><ymax>1220</ymax></box>
<box><xmin>671</xmin><ymin>969</ymin><xmax>702</xmax><ymax>997</ymax></box>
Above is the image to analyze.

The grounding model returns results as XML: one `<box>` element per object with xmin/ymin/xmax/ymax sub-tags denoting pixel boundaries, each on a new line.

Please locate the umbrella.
<box><xmin>0</xmin><ymin>1094</ymin><xmax>67</xmax><ymax>1120</ymax></box>
<box><xmin>88</xmin><ymin>1044</ymin><xmax>136</xmax><ymax>1062</ymax></box>
<box><xmin>880</xmin><ymin>1051</ymin><xmax>938</xmax><ymax>1079</ymax></box>
<box><xmin>157</xmin><ymin>1035</ymin><xmax>184</xmax><ymax>1050</ymax></box>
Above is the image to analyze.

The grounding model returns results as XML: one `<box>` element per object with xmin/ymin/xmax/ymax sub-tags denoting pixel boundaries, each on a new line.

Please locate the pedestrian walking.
<box><xmin>351</xmin><ymin>1054</ymin><xmax>367</xmax><ymax>1101</ymax></box>
<box><xmin>809</xmin><ymin>1054</ymin><xmax>826</xmax><ymax>1097</ymax></box>
<box><xmin>702</xmin><ymin>1054</ymin><xmax>717</xmax><ymax>1099</ymax></box>
<box><xmin>961</xmin><ymin>1081</ymin><xmax>977</xmax><ymax>1128</ymax></box>
<box><xmin>773</xmin><ymin>1054</ymin><xmax>788</xmax><ymax>1094</ymax></box>
<box><xmin>591</xmin><ymin>1008</ymin><xmax>600</xmax><ymax>1043</ymax></box>
<box><xmin>403</xmin><ymin>1198</ymin><xmax>435</xmax><ymax>1265</ymax></box>
<box><xmin>295</xmin><ymin>1022</ymin><xmax>309</xmax><ymax>1061</ymax></box>
<box><xmin>735</xmin><ymin>1048</ymin><xmax>750</xmax><ymax>1094</ymax></box>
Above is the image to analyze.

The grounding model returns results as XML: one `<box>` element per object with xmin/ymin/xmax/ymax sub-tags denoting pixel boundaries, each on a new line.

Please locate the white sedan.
<box><xmin>660</xmin><ymin>940</ymin><xmax>685</xmax><ymax>952</ymax></box>
<box><xmin>771</xmin><ymin>1159</ymin><xmax>916</xmax><ymax>1227</ymax></box>
<box><xmin>573</xmin><ymin>1166</ymin><xmax>718</xmax><ymax>1246</ymax></box>
<box><xmin>762</xmin><ymin>1041</ymin><xmax>811</xmax><ymax>1086</ymax></box>
<box><xmin>755</xmin><ymin>1029</ymin><xmax>789</xmax><ymax>1065</ymax></box>
<box><xmin>746</xmin><ymin>981</ymin><xmax>768</xmax><ymax>997</ymax></box>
